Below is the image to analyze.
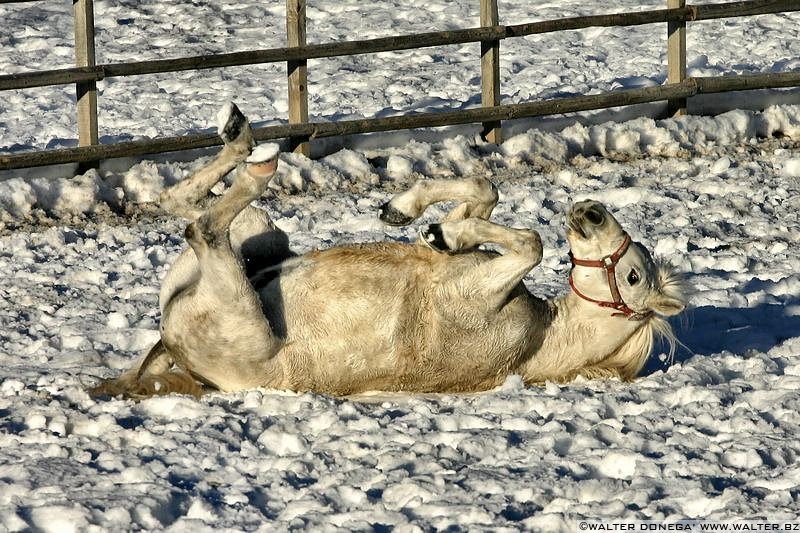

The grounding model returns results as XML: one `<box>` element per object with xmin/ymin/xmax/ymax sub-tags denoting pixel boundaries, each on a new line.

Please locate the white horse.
<box><xmin>90</xmin><ymin>104</ymin><xmax>686</xmax><ymax>399</ymax></box>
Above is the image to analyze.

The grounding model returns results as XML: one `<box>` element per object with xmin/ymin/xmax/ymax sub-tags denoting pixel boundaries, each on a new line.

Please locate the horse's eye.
<box><xmin>627</xmin><ymin>269</ymin><xmax>640</xmax><ymax>285</ymax></box>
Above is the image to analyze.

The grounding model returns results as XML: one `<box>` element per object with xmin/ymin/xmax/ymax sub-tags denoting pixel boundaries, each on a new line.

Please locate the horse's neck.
<box><xmin>520</xmin><ymin>292</ymin><xmax>645</xmax><ymax>382</ymax></box>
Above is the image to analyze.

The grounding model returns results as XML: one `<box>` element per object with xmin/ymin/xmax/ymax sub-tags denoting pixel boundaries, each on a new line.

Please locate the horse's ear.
<box><xmin>649</xmin><ymin>293</ymin><xmax>686</xmax><ymax>317</ymax></box>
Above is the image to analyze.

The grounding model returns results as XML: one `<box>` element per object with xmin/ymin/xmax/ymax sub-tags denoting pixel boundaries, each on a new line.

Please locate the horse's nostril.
<box><xmin>585</xmin><ymin>207</ymin><xmax>605</xmax><ymax>226</ymax></box>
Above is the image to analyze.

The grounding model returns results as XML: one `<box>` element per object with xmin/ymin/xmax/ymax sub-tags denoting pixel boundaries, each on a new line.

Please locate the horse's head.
<box><xmin>566</xmin><ymin>200</ymin><xmax>686</xmax><ymax>321</ymax></box>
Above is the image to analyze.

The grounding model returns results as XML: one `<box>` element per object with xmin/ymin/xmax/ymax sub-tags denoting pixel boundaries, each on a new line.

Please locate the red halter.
<box><xmin>568</xmin><ymin>233</ymin><xmax>651</xmax><ymax>321</ymax></box>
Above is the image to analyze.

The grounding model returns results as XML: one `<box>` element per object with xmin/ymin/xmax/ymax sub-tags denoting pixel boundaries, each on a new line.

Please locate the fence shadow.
<box><xmin>642</xmin><ymin>299</ymin><xmax>800</xmax><ymax>376</ymax></box>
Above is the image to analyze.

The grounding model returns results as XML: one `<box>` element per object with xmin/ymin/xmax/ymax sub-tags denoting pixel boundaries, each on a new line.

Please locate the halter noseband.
<box><xmin>568</xmin><ymin>233</ymin><xmax>651</xmax><ymax>321</ymax></box>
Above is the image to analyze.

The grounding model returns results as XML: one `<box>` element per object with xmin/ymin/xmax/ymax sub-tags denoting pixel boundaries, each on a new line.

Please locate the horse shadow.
<box><xmin>642</xmin><ymin>298</ymin><xmax>800</xmax><ymax>376</ymax></box>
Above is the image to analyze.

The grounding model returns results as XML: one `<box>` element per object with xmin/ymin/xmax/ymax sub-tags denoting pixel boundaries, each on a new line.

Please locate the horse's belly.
<box><xmin>256</xmin><ymin>243</ymin><xmax>540</xmax><ymax>394</ymax></box>
<box><xmin>257</xmin><ymin>244</ymin><xmax>436</xmax><ymax>393</ymax></box>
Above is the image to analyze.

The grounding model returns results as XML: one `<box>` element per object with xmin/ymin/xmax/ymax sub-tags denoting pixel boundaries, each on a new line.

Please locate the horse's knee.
<box><xmin>158</xmin><ymin>188</ymin><xmax>176</xmax><ymax>213</ymax></box>
<box><xmin>472</xmin><ymin>178</ymin><xmax>499</xmax><ymax>218</ymax></box>
<box><xmin>468</xmin><ymin>176</ymin><xmax>499</xmax><ymax>206</ymax></box>
<box><xmin>516</xmin><ymin>228</ymin><xmax>543</xmax><ymax>265</ymax></box>
<box><xmin>442</xmin><ymin>178</ymin><xmax>498</xmax><ymax>222</ymax></box>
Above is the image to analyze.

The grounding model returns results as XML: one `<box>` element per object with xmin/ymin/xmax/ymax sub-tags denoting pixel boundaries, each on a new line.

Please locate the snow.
<box><xmin>2</xmin><ymin>0</ymin><xmax>800</xmax><ymax>531</ymax></box>
<box><xmin>246</xmin><ymin>143</ymin><xmax>281</xmax><ymax>164</ymax></box>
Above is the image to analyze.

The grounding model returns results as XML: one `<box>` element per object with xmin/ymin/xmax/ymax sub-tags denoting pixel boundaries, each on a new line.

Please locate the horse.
<box><xmin>90</xmin><ymin>103</ymin><xmax>687</xmax><ymax>399</ymax></box>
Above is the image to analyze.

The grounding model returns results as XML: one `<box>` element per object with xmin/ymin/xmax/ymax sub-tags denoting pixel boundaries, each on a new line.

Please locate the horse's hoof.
<box><xmin>420</xmin><ymin>224</ymin><xmax>450</xmax><ymax>252</ymax></box>
<box><xmin>379</xmin><ymin>202</ymin><xmax>415</xmax><ymax>226</ymax></box>
<box><xmin>217</xmin><ymin>102</ymin><xmax>249</xmax><ymax>144</ymax></box>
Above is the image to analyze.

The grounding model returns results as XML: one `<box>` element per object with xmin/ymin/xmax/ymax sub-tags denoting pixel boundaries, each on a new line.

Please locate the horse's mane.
<box><xmin>653</xmin><ymin>259</ymin><xmax>689</xmax><ymax>364</ymax></box>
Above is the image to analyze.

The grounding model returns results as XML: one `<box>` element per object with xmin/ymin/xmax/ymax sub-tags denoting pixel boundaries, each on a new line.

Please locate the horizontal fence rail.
<box><xmin>1</xmin><ymin>0</ymin><xmax>799</xmax><ymax>171</ymax></box>
<box><xmin>4</xmin><ymin>1</ymin><xmax>798</xmax><ymax>92</ymax></box>
<box><xmin>0</xmin><ymin>8</ymin><xmax>698</xmax><ymax>91</ymax></box>
<box><xmin>4</xmin><ymin>73</ymin><xmax>799</xmax><ymax>170</ymax></box>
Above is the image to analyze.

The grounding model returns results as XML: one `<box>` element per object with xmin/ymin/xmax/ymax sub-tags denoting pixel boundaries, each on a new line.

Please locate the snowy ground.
<box><xmin>2</xmin><ymin>1</ymin><xmax>800</xmax><ymax>532</ymax></box>
<box><xmin>2</xmin><ymin>107</ymin><xmax>800</xmax><ymax>531</ymax></box>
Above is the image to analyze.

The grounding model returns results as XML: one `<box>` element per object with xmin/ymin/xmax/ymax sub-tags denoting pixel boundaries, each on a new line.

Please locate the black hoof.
<box><xmin>379</xmin><ymin>202</ymin><xmax>415</xmax><ymax>226</ymax></box>
<box><xmin>420</xmin><ymin>224</ymin><xmax>449</xmax><ymax>252</ymax></box>
<box><xmin>219</xmin><ymin>103</ymin><xmax>249</xmax><ymax>144</ymax></box>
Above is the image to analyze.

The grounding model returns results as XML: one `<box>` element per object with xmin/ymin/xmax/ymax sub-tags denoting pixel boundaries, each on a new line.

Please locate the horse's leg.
<box><xmin>159</xmin><ymin>154</ymin><xmax>285</xmax><ymax>393</ymax></box>
<box><xmin>424</xmin><ymin>218</ymin><xmax>543</xmax><ymax>312</ymax></box>
<box><xmin>159</xmin><ymin>102</ymin><xmax>254</xmax><ymax>220</ymax></box>
<box><xmin>157</xmin><ymin>102</ymin><xmax>290</xmax><ymax>270</ymax></box>
<box><xmin>90</xmin><ymin>105</ymin><xmax>288</xmax><ymax>399</ymax></box>
<box><xmin>379</xmin><ymin>176</ymin><xmax>499</xmax><ymax>226</ymax></box>
<box><xmin>89</xmin><ymin>340</ymin><xmax>204</xmax><ymax>398</ymax></box>
<box><xmin>157</xmin><ymin>102</ymin><xmax>291</xmax><ymax>314</ymax></box>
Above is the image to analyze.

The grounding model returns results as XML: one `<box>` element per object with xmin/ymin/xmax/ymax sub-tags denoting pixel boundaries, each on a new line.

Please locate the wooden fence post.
<box><xmin>73</xmin><ymin>0</ymin><xmax>99</xmax><ymax>170</ymax></box>
<box><xmin>287</xmin><ymin>0</ymin><xmax>310</xmax><ymax>156</ymax></box>
<box><xmin>480</xmin><ymin>0</ymin><xmax>502</xmax><ymax>144</ymax></box>
<box><xmin>667</xmin><ymin>0</ymin><xmax>687</xmax><ymax>116</ymax></box>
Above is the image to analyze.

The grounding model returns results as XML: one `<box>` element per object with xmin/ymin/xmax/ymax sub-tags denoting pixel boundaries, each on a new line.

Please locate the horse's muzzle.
<box><xmin>568</xmin><ymin>201</ymin><xmax>608</xmax><ymax>237</ymax></box>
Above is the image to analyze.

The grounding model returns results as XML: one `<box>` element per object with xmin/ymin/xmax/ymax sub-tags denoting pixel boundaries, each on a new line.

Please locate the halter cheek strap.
<box><xmin>568</xmin><ymin>233</ymin><xmax>652</xmax><ymax>321</ymax></box>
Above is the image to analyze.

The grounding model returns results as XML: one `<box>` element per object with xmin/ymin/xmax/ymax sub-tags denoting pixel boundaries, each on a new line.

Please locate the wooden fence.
<box><xmin>0</xmin><ymin>0</ymin><xmax>799</xmax><ymax>171</ymax></box>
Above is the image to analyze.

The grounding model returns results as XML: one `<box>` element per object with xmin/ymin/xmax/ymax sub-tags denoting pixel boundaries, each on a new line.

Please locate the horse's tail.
<box><xmin>88</xmin><ymin>340</ymin><xmax>204</xmax><ymax>399</ymax></box>
<box><xmin>88</xmin><ymin>368</ymin><xmax>204</xmax><ymax>399</ymax></box>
